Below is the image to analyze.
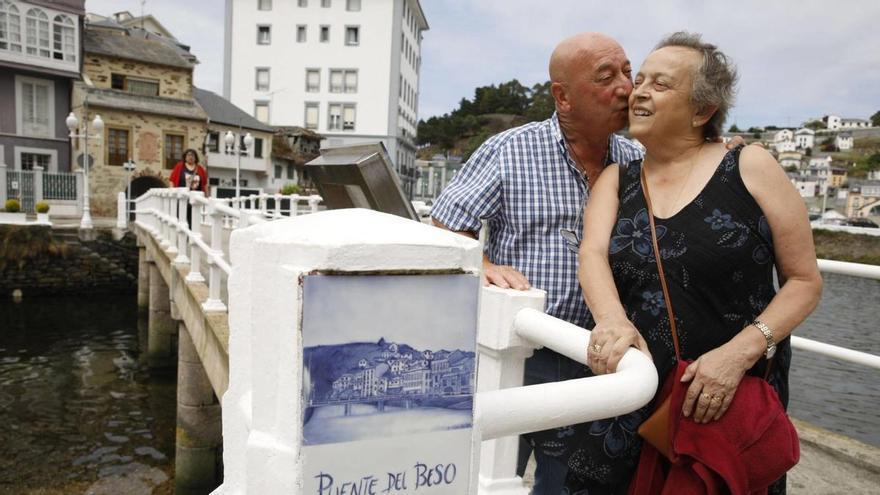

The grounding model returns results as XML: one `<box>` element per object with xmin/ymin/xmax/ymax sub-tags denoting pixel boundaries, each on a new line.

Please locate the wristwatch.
<box><xmin>751</xmin><ymin>320</ymin><xmax>776</xmax><ymax>359</ymax></box>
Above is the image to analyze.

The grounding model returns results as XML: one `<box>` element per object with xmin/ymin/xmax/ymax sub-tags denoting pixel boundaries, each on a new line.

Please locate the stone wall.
<box><xmin>83</xmin><ymin>54</ymin><xmax>193</xmax><ymax>99</ymax></box>
<box><xmin>0</xmin><ymin>227</ymin><xmax>139</xmax><ymax>297</ymax></box>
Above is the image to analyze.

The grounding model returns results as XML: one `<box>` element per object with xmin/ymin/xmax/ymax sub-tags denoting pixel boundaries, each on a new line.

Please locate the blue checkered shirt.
<box><xmin>432</xmin><ymin>113</ymin><xmax>644</xmax><ymax>327</ymax></box>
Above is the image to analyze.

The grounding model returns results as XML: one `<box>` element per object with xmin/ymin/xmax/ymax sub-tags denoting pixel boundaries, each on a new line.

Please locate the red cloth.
<box><xmin>169</xmin><ymin>161</ymin><xmax>208</xmax><ymax>193</ymax></box>
<box><xmin>629</xmin><ymin>361</ymin><xmax>799</xmax><ymax>495</ymax></box>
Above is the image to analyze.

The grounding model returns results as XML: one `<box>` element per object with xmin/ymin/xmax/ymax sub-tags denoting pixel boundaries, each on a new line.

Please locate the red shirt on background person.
<box><xmin>169</xmin><ymin>148</ymin><xmax>208</xmax><ymax>194</ymax></box>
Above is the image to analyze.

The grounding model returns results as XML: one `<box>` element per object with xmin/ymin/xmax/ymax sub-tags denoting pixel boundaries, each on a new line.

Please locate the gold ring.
<box><xmin>700</xmin><ymin>392</ymin><xmax>711</xmax><ymax>402</ymax></box>
<box><xmin>591</xmin><ymin>343</ymin><xmax>602</xmax><ymax>353</ymax></box>
<box><xmin>711</xmin><ymin>395</ymin><xmax>723</xmax><ymax>403</ymax></box>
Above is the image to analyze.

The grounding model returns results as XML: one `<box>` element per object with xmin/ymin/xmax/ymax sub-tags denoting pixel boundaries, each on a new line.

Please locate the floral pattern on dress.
<box><xmin>704</xmin><ymin>209</ymin><xmax>736</xmax><ymax>230</ymax></box>
<box><xmin>609</xmin><ymin>208</ymin><xmax>665</xmax><ymax>259</ymax></box>
<box><xmin>640</xmin><ymin>290</ymin><xmax>665</xmax><ymax>316</ymax></box>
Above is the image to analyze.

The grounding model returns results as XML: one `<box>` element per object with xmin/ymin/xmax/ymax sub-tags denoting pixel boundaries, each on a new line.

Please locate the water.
<box><xmin>0</xmin><ymin>272</ymin><xmax>876</xmax><ymax>493</ymax></box>
<box><xmin>0</xmin><ymin>295</ymin><xmax>176</xmax><ymax>495</ymax></box>
<box><xmin>789</xmin><ymin>272</ymin><xmax>880</xmax><ymax>447</ymax></box>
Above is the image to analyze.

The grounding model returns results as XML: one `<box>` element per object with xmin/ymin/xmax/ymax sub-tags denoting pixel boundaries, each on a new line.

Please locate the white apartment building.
<box><xmin>223</xmin><ymin>0</ymin><xmax>427</xmax><ymax>197</ymax></box>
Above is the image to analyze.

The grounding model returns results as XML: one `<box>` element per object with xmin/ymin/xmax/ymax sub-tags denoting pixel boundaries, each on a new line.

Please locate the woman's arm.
<box><xmin>580</xmin><ymin>164</ymin><xmax>651</xmax><ymax>375</ymax></box>
<box><xmin>682</xmin><ymin>144</ymin><xmax>823</xmax><ymax>422</ymax></box>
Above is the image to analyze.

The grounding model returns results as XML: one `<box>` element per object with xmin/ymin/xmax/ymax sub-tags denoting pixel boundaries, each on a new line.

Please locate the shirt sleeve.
<box><xmin>430</xmin><ymin>139</ymin><xmax>503</xmax><ymax>236</ymax></box>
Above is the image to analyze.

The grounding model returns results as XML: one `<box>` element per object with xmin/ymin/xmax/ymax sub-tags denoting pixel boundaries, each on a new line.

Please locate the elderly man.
<box><xmin>431</xmin><ymin>32</ymin><xmax>642</xmax><ymax>494</ymax></box>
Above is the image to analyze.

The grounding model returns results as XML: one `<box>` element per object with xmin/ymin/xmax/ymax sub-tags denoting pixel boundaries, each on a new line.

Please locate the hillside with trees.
<box><xmin>417</xmin><ymin>79</ymin><xmax>554</xmax><ymax>159</ymax></box>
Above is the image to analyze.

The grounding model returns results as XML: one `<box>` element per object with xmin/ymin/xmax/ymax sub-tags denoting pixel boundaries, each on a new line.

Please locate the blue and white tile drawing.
<box><xmin>300</xmin><ymin>274</ymin><xmax>479</xmax><ymax>446</ymax></box>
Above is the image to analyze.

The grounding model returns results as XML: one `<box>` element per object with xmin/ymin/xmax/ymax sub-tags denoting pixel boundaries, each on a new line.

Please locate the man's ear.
<box><xmin>550</xmin><ymin>82</ymin><xmax>570</xmax><ymax>113</ymax></box>
<box><xmin>692</xmin><ymin>105</ymin><xmax>718</xmax><ymax>128</ymax></box>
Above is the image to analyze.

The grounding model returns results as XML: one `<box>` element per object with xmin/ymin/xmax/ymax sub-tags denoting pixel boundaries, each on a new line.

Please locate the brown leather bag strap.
<box><xmin>640</xmin><ymin>166</ymin><xmax>682</xmax><ymax>361</ymax></box>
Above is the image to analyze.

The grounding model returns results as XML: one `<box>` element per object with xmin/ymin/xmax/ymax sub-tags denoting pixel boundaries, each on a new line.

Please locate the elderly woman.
<box><xmin>567</xmin><ymin>32</ymin><xmax>823</xmax><ymax>494</ymax></box>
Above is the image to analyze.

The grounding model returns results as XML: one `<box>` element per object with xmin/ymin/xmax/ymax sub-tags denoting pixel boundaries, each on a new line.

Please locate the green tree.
<box><xmin>524</xmin><ymin>81</ymin><xmax>555</xmax><ymax>122</ymax></box>
<box><xmin>747</xmin><ymin>126</ymin><xmax>764</xmax><ymax>134</ymax></box>
<box><xmin>728</xmin><ymin>124</ymin><xmax>741</xmax><ymax>133</ymax></box>
<box><xmin>871</xmin><ymin>110</ymin><xmax>880</xmax><ymax>127</ymax></box>
<box><xmin>805</xmin><ymin>120</ymin><xmax>826</xmax><ymax>130</ymax></box>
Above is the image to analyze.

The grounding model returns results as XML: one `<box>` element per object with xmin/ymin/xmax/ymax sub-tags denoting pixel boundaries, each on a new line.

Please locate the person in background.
<box><xmin>169</xmin><ymin>148</ymin><xmax>208</xmax><ymax>227</ymax></box>
<box><xmin>574</xmin><ymin>31</ymin><xmax>822</xmax><ymax>493</ymax></box>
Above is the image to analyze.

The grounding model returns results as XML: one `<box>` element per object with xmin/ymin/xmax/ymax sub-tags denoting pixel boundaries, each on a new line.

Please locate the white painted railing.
<box><xmin>134</xmin><ymin>187</ymin><xmax>324</xmax><ymax>312</ymax></box>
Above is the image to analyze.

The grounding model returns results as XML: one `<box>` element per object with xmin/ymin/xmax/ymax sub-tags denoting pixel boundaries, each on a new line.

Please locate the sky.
<box><xmin>86</xmin><ymin>0</ymin><xmax>880</xmax><ymax>129</ymax></box>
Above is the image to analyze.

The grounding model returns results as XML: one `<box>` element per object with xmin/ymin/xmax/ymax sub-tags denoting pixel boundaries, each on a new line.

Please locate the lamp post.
<box><xmin>224</xmin><ymin>130</ymin><xmax>254</xmax><ymax>201</ymax></box>
<box><xmin>66</xmin><ymin>111</ymin><xmax>104</xmax><ymax>231</ymax></box>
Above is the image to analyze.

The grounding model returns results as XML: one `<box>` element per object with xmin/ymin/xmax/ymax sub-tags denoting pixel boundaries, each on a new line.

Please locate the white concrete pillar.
<box><xmin>0</xmin><ymin>163</ymin><xmax>7</xmax><ymax>205</ymax></box>
<box><xmin>33</xmin><ymin>165</ymin><xmax>44</xmax><ymax>205</ymax></box>
<box><xmin>117</xmin><ymin>191</ymin><xmax>127</xmax><ymax>229</ymax></box>
<box><xmin>215</xmin><ymin>209</ymin><xmax>481</xmax><ymax>495</ymax></box>
<box><xmin>474</xmin><ymin>287</ymin><xmax>545</xmax><ymax>495</ymax></box>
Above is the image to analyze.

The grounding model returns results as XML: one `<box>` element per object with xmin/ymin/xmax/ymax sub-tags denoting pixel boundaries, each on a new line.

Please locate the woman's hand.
<box><xmin>587</xmin><ymin>317</ymin><xmax>651</xmax><ymax>375</ymax></box>
<box><xmin>680</xmin><ymin>341</ymin><xmax>754</xmax><ymax>423</ymax></box>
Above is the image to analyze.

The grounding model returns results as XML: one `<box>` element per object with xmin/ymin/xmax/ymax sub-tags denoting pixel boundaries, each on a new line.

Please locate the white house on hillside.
<box><xmin>224</xmin><ymin>0</ymin><xmax>428</xmax><ymax>198</ymax></box>
<box><xmin>795</xmin><ymin>127</ymin><xmax>815</xmax><ymax>150</ymax></box>
<box><xmin>835</xmin><ymin>132</ymin><xmax>853</xmax><ymax>151</ymax></box>
<box><xmin>823</xmin><ymin>114</ymin><xmax>872</xmax><ymax>130</ymax></box>
<box><xmin>778</xmin><ymin>151</ymin><xmax>803</xmax><ymax>170</ymax></box>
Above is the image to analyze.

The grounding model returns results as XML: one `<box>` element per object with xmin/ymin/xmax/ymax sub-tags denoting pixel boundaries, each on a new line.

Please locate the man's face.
<box><xmin>569</xmin><ymin>42</ymin><xmax>633</xmax><ymax>133</ymax></box>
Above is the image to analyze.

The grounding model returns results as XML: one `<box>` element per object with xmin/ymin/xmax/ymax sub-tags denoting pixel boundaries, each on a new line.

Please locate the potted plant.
<box><xmin>35</xmin><ymin>201</ymin><xmax>51</xmax><ymax>224</ymax></box>
<box><xmin>1</xmin><ymin>199</ymin><xmax>27</xmax><ymax>224</ymax></box>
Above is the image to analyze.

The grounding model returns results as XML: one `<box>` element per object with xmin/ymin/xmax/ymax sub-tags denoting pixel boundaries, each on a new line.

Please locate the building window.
<box><xmin>320</xmin><ymin>25</ymin><xmax>329</xmax><ymax>42</ymax></box>
<box><xmin>206</xmin><ymin>132</ymin><xmax>220</xmax><ymax>153</ymax></box>
<box><xmin>254</xmin><ymin>102</ymin><xmax>270</xmax><ymax>123</ymax></box>
<box><xmin>52</xmin><ymin>14</ymin><xmax>75</xmax><ymax>61</ymax></box>
<box><xmin>306</xmin><ymin>69</ymin><xmax>320</xmax><ymax>92</ymax></box>
<box><xmin>346</xmin><ymin>0</ymin><xmax>361</xmax><ymax>12</ymax></box>
<box><xmin>20</xmin><ymin>152</ymin><xmax>50</xmax><ymax>171</ymax></box>
<box><xmin>328</xmin><ymin>103</ymin><xmax>355</xmax><ymax>131</ymax></box>
<box><xmin>298</xmin><ymin>0</ymin><xmax>308</xmax><ymax>6</ymax></box>
<box><xmin>110</xmin><ymin>73</ymin><xmax>159</xmax><ymax>96</ymax></box>
<box><xmin>254</xmin><ymin>137</ymin><xmax>264</xmax><ymax>158</ymax></box>
<box><xmin>321</xmin><ymin>0</ymin><xmax>331</xmax><ymax>7</ymax></box>
<box><xmin>164</xmin><ymin>133</ymin><xmax>184</xmax><ymax>169</ymax></box>
<box><xmin>304</xmin><ymin>102</ymin><xmax>319</xmax><ymax>130</ymax></box>
<box><xmin>330</xmin><ymin>69</ymin><xmax>357</xmax><ymax>93</ymax></box>
<box><xmin>296</xmin><ymin>25</ymin><xmax>306</xmax><ymax>42</ymax></box>
<box><xmin>255</xmin><ymin>67</ymin><xmax>270</xmax><ymax>91</ymax></box>
<box><xmin>287</xmin><ymin>164</ymin><xmax>295</xmax><ymax>179</ymax></box>
<box><xmin>108</xmin><ymin>128</ymin><xmax>130</xmax><ymax>166</ymax></box>
<box><xmin>258</xmin><ymin>0</ymin><xmax>272</xmax><ymax>10</ymax></box>
<box><xmin>25</xmin><ymin>8</ymin><xmax>49</xmax><ymax>58</ymax></box>
<box><xmin>16</xmin><ymin>76</ymin><xmax>53</xmax><ymax>137</ymax></box>
<box><xmin>274</xmin><ymin>164</ymin><xmax>282</xmax><ymax>179</ymax></box>
<box><xmin>345</xmin><ymin>26</ymin><xmax>359</xmax><ymax>46</ymax></box>
<box><xmin>0</xmin><ymin>3</ymin><xmax>23</xmax><ymax>53</ymax></box>
<box><xmin>257</xmin><ymin>25</ymin><xmax>271</xmax><ymax>45</ymax></box>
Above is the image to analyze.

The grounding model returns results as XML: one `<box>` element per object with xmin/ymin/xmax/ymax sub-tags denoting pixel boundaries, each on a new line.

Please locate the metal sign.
<box><xmin>307</xmin><ymin>142</ymin><xmax>419</xmax><ymax>221</ymax></box>
<box><xmin>76</xmin><ymin>153</ymin><xmax>95</xmax><ymax>168</ymax></box>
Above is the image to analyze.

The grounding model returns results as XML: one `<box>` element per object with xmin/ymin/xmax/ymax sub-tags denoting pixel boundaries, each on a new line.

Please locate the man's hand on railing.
<box><xmin>482</xmin><ymin>257</ymin><xmax>531</xmax><ymax>290</ymax></box>
<box><xmin>587</xmin><ymin>316</ymin><xmax>652</xmax><ymax>374</ymax></box>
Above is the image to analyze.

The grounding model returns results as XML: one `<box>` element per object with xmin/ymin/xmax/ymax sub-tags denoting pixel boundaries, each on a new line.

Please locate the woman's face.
<box><xmin>628</xmin><ymin>46</ymin><xmax>701</xmax><ymax>141</ymax></box>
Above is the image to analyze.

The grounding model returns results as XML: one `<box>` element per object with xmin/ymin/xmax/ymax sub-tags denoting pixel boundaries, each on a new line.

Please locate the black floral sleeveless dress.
<box><xmin>564</xmin><ymin>146</ymin><xmax>790</xmax><ymax>495</ymax></box>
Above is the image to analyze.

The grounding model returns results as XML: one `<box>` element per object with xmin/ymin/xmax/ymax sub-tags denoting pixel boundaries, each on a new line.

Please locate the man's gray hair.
<box><xmin>655</xmin><ymin>31</ymin><xmax>738</xmax><ymax>140</ymax></box>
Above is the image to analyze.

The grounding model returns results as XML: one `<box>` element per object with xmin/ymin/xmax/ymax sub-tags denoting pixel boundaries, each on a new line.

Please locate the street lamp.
<box><xmin>66</xmin><ymin>111</ymin><xmax>104</xmax><ymax>230</ymax></box>
<box><xmin>224</xmin><ymin>130</ymin><xmax>254</xmax><ymax>200</ymax></box>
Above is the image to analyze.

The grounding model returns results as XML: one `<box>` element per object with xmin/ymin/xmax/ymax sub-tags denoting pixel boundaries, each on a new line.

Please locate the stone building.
<box><xmin>271</xmin><ymin>126</ymin><xmax>323</xmax><ymax>192</ymax></box>
<box><xmin>71</xmin><ymin>19</ymin><xmax>206</xmax><ymax>217</ymax></box>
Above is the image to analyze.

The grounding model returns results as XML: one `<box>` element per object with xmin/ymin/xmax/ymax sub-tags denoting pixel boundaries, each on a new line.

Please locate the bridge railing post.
<box><xmin>473</xmin><ymin>287</ymin><xmax>545</xmax><ymax>495</ymax></box>
<box><xmin>289</xmin><ymin>194</ymin><xmax>300</xmax><ymax>217</ymax></box>
<box><xmin>273</xmin><ymin>193</ymin><xmax>281</xmax><ymax>218</ymax></box>
<box><xmin>186</xmin><ymin>192</ymin><xmax>206</xmax><ymax>283</ymax></box>
<box><xmin>174</xmin><ymin>188</ymin><xmax>190</xmax><ymax>264</ymax></box>
<box><xmin>202</xmin><ymin>201</ymin><xmax>227</xmax><ymax>313</ymax></box>
<box><xmin>308</xmin><ymin>195</ymin><xmax>320</xmax><ymax>213</ymax></box>
<box><xmin>218</xmin><ymin>209</ymin><xmax>482</xmax><ymax>494</ymax></box>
